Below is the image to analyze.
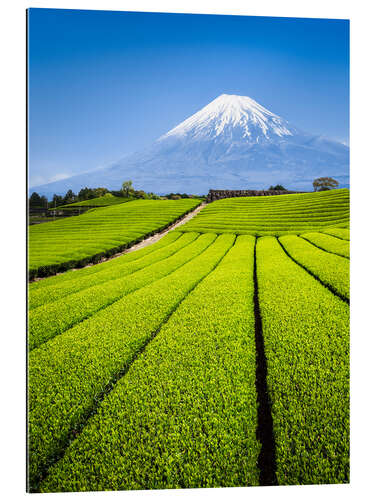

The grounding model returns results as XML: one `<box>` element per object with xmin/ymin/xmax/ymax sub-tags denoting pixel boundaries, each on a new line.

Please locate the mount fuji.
<box><xmin>32</xmin><ymin>94</ymin><xmax>349</xmax><ymax>196</ymax></box>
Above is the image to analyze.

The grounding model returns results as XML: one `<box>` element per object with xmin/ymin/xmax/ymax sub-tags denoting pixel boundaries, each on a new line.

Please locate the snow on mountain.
<box><xmin>31</xmin><ymin>94</ymin><xmax>349</xmax><ymax>196</ymax></box>
<box><xmin>161</xmin><ymin>94</ymin><xmax>295</xmax><ymax>142</ymax></box>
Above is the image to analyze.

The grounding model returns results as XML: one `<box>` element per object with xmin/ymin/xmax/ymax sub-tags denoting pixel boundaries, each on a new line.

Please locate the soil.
<box><xmin>120</xmin><ymin>202</ymin><xmax>206</xmax><ymax>255</ymax></box>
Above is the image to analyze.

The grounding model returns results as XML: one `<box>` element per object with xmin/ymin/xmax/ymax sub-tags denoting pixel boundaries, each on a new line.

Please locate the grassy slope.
<box><xmin>178</xmin><ymin>189</ymin><xmax>349</xmax><ymax>236</ymax></box>
<box><xmin>29</xmin><ymin>199</ymin><xmax>200</xmax><ymax>278</ymax></box>
<box><xmin>57</xmin><ymin>193</ymin><xmax>130</xmax><ymax>208</ymax></box>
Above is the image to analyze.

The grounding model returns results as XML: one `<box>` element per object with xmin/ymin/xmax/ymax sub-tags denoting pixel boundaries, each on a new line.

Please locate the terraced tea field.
<box><xmin>28</xmin><ymin>198</ymin><xmax>200</xmax><ymax>279</ymax></box>
<box><xmin>180</xmin><ymin>188</ymin><xmax>349</xmax><ymax>235</ymax></box>
<box><xmin>28</xmin><ymin>189</ymin><xmax>350</xmax><ymax>492</ymax></box>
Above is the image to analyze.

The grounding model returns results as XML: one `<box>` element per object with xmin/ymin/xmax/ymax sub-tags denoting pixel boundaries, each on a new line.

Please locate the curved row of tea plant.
<box><xmin>40</xmin><ymin>235</ymin><xmax>260</xmax><ymax>492</ymax></box>
<box><xmin>300</xmin><ymin>232</ymin><xmax>350</xmax><ymax>258</ymax></box>
<box><xmin>29</xmin><ymin>198</ymin><xmax>201</xmax><ymax>279</ymax></box>
<box><xmin>28</xmin><ymin>234</ymin><xmax>234</xmax><ymax>490</ymax></box>
<box><xmin>29</xmin><ymin>233</ymin><xmax>210</xmax><ymax>350</ymax></box>
<box><xmin>178</xmin><ymin>189</ymin><xmax>349</xmax><ymax>236</ymax></box>
<box><xmin>322</xmin><ymin>227</ymin><xmax>350</xmax><ymax>241</ymax></box>
<box><xmin>256</xmin><ymin>236</ymin><xmax>349</xmax><ymax>485</ymax></box>
<box><xmin>278</xmin><ymin>235</ymin><xmax>350</xmax><ymax>301</ymax></box>
<box><xmin>29</xmin><ymin>231</ymin><xmax>182</xmax><ymax>291</ymax></box>
<box><xmin>29</xmin><ymin>232</ymin><xmax>190</xmax><ymax>310</ymax></box>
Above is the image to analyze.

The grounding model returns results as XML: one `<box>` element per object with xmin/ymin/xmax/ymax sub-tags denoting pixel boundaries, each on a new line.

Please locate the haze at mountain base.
<box><xmin>31</xmin><ymin>94</ymin><xmax>349</xmax><ymax>197</ymax></box>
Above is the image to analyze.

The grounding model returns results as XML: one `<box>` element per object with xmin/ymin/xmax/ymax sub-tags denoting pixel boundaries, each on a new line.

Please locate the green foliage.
<box><xmin>313</xmin><ymin>177</ymin><xmax>339</xmax><ymax>192</ymax></box>
<box><xmin>121</xmin><ymin>180</ymin><xmax>133</xmax><ymax>197</ymax></box>
<box><xmin>51</xmin><ymin>194</ymin><xmax>64</xmax><ymax>207</ymax></box>
<box><xmin>27</xmin><ymin>184</ymin><xmax>350</xmax><ymax>491</ymax></box>
<box><xmin>92</xmin><ymin>187</ymin><xmax>108</xmax><ymax>198</ymax></box>
<box><xmin>29</xmin><ymin>192</ymin><xmax>48</xmax><ymax>208</ymax></box>
<box><xmin>28</xmin><ymin>232</ymin><xmax>204</xmax><ymax>349</ymax></box>
<box><xmin>62</xmin><ymin>189</ymin><xmax>77</xmax><ymax>205</ymax></box>
<box><xmin>28</xmin><ymin>234</ymin><xmax>233</xmax><ymax>490</ymax></box>
<box><xmin>322</xmin><ymin>227</ymin><xmax>350</xmax><ymax>241</ymax></box>
<box><xmin>28</xmin><ymin>231</ymin><xmax>181</xmax><ymax>305</ymax></box>
<box><xmin>301</xmin><ymin>232</ymin><xmax>350</xmax><ymax>258</ymax></box>
<box><xmin>165</xmin><ymin>192</ymin><xmax>194</xmax><ymax>199</ymax></box>
<box><xmin>40</xmin><ymin>235</ymin><xmax>259</xmax><ymax>492</ymax></box>
<box><xmin>256</xmin><ymin>236</ymin><xmax>349</xmax><ymax>484</ymax></box>
<box><xmin>29</xmin><ymin>199</ymin><xmax>201</xmax><ymax>279</ymax></box>
<box><xmin>77</xmin><ymin>186</ymin><xmax>98</xmax><ymax>200</ymax></box>
<box><xmin>269</xmin><ymin>184</ymin><xmax>287</xmax><ymax>191</ymax></box>
<box><xmin>279</xmin><ymin>234</ymin><xmax>349</xmax><ymax>300</ymax></box>
<box><xmin>58</xmin><ymin>193</ymin><xmax>130</xmax><ymax>208</ymax></box>
<box><xmin>179</xmin><ymin>189</ymin><xmax>349</xmax><ymax>236</ymax></box>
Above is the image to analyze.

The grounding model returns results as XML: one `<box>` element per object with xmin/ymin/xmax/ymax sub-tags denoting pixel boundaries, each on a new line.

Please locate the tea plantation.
<box><xmin>179</xmin><ymin>189</ymin><xmax>349</xmax><ymax>235</ymax></box>
<box><xmin>57</xmin><ymin>192</ymin><xmax>131</xmax><ymax>208</ymax></box>
<box><xmin>28</xmin><ymin>198</ymin><xmax>200</xmax><ymax>279</ymax></box>
<box><xmin>28</xmin><ymin>189</ymin><xmax>350</xmax><ymax>492</ymax></box>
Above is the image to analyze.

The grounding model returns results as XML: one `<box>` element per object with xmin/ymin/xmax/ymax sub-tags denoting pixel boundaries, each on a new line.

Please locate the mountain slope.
<box><xmin>32</xmin><ymin>94</ymin><xmax>349</xmax><ymax>196</ymax></box>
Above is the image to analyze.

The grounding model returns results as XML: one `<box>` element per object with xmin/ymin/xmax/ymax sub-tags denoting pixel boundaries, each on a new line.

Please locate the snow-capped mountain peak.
<box><xmin>160</xmin><ymin>94</ymin><xmax>294</xmax><ymax>143</ymax></box>
<box><xmin>32</xmin><ymin>93</ymin><xmax>349</xmax><ymax>197</ymax></box>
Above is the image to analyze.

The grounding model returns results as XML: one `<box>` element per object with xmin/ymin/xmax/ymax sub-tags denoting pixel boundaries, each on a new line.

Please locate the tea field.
<box><xmin>180</xmin><ymin>188</ymin><xmax>349</xmax><ymax>235</ymax></box>
<box><xmin>28</xmin><ymin>189</ymin><xmax>350</xmax><ymax>492</ymax></box>
<box><xmin>28</xmin><ymin>198</ymin><xmax>200</xmax><ymax>279</ymax></box>
<box><xmin>57</xmin><ymin>192</ymin><xmax>130</xmax><ymax>208</ymax></box>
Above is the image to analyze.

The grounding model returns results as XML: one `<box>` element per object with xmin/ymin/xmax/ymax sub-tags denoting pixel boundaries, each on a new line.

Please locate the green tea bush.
<box><xmin>322</xmin><ymin>227</ymin><xmax>350</xmax><ymax>240</ymax></box>
<box><xmin>301</xmin><ymin>232</ymin><xmax>349</xmax><ymax>258</ymax></box>
<box><xmin>40</xmin><ymin>235</ymin><xmax>260</xmax><ymax>492</ymax></box>
<box><xmin>29</xmin><ymin>231</ymin><xmax>181</xmax><ymax>292</ymax></box>
<box><xmin>28</xmin><ymin>234</ymin><xmax>234</xmax><ymax>490</ymax></box>
<box><xmin>29</xmin><ymin>232</ymin><xmax>190</xmax><ymax>310</ymax></box>
<box><xmin>29</xmin><ymin>199</ymin><xmax>201</xmax><ymax>278</ymax></box>
<box><xmin>256</xmin><ymin>236</ymin><xmax>349</xmax><ymax>484</ymax></box>
<box><xmin>279</xmin><ymin>235</ymin><xmax>349</xmax><ymax>300</ymax></box>
<box><xmin>179</xmin><ymin>189</ymin><xmax>349</xmax><ymax>236</ymax></box>
<box><xmin>29</xmin><ymin>232</ymin><xmax>208</xmax><ymax>350</ymax></box>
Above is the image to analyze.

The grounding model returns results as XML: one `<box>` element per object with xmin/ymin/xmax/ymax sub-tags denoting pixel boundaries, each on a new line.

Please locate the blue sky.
<box><xmin>28</xmin><ymin>8</ymin><xmax>349</xmax><ymax>188</ymax></box>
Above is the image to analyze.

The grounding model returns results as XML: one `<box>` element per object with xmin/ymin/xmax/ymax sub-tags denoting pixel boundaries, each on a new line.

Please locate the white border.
<box><xmin>1</xmin><ymin>1</ymin><xmax>374</xmax><ymax>499</ymax></box>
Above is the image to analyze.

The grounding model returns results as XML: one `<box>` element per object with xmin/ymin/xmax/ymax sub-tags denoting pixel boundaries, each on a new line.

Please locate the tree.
<box><xmin>63</xmin><ymin>189</ymin><xmax>77</xmax><ymax>205</ymax></box>
<box><xmin>29</xmin><ymin>192</ymin><xmax>42</xmax><ymax>207</ymax></box>
<box><xmin>121</xmin><ymin>180</ymin><xmax>133</xmax><ymax>197</ymax></box>
<box><xmin>78</xmin><ymin>187</ymin><xmax>90</xmax><ymax>200</ymax></box>
<box><xmin>313</xmin><ymin>177</ymin><xmax>339</xmax><ymax>192</ymax></box>
<box><xmin>77</xmin><ymin>187</ymin><xmax>94</xmax><ymax>200</ymax></box>
<box><xmin>50</xmin><ymin>194</ymin><xmax>64</xmax><ymax>208</ymax></box>
<box><xmin>93</xmin><ymin>187</ymin><xmax>108</xmax><ymax>198</ymax></box>
<box><xmin>134</xmin><ymin>190</ymin><xmax>148</xmax><ymax>199</ymax></box>
<box><xmin>40</xmin><ymin>195</ymin><xmax>48</xmax><ymax>208</ymax></box>
<box><xmin>269</xmin><ymin>184</ymin><xmax>287</xmax><ymax>191</ymax></box>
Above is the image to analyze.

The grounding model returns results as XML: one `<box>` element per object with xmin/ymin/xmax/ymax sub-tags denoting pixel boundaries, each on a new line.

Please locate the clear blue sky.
<box><xmin>28</xmin><ymin>8</ymin><xmax>349</xmax><ymax>188</ymax></box>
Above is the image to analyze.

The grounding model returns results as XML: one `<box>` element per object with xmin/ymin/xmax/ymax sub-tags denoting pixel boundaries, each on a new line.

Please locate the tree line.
<box><xmin>29</xmin><ymin>187</ymin><xmax>110</xmax><ymax>208</ymax></box>
<box><xmin>268</xmin><ymin>178</ymin><xmax>339</xmax><ymax>192</ymax></box>
<box><xmin>29</xmin><ymin>180</ymin><xmax>201</xmax><ymax>209</ymax></box>
<box><xmin>29</xmin><ymin>177</ymin><xmax>339</xmax><ymax>209</ymax></box>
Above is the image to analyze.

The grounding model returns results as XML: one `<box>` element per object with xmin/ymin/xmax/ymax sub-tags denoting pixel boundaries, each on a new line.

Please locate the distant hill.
<box><xmin>58</xmin><ymin>193</ymin><xmax>130</xmax><ymax>209</ymax></box>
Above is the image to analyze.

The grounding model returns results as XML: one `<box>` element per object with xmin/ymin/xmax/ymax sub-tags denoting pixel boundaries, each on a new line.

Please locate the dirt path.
<box><xmin>30</xmin><ymin>203</ymin><xmax>207</xmax><ymax>282</ymax></box>
<box><xmin>121</xmin><ymin>202</ymin><xmax>206</xmax><ymax>255</ymax></box>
